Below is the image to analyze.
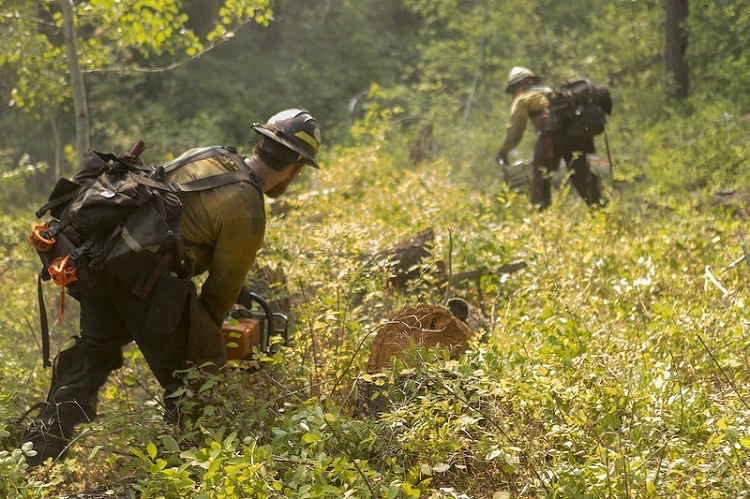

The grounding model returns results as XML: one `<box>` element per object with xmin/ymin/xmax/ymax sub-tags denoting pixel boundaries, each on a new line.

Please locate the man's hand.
<box><xmin>236</xmin><ymin>285</ymin><xmax>255</xmax><ymax>309</ymax></box>
<box><xmin>496</xmin><ymin>151</ymin><xmax>508</xmax><ymax>166</ymax></box>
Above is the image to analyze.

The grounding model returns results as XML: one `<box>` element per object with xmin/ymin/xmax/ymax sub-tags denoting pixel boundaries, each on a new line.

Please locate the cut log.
<box><xmin>370</xmin><ymin>227</ymin><xmax>436</xmax><ymax>291</ymax></box>
<box><xmin>367</xmin><ymin>303</ymin><xmax>472</xmax><ymax>373</ymax></box>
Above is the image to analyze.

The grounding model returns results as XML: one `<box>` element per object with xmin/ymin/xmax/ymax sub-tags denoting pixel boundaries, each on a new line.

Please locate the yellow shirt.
<box><xmin>166</xmin><ymin>150</ymin><xmax>266</xmax><ymax>326</ymax></box>
<box><xmin>498</xmin><ymin>87</ymin><xmax>550</xmax><ymax>155</ymax></box>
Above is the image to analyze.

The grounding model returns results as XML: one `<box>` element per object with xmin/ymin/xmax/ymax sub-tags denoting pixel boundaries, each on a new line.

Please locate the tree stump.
<box><xmin>356</xmin><ymin>303</ymin><xmax>474</xmax><ymax>418</ymax></box>
<box><xmin>366</xmin><ymin>303</ymin><xmax>473</xmax><ymax>373</ymax></box>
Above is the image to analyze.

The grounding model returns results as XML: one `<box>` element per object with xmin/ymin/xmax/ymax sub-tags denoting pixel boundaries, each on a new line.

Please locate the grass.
<box><xmin>2</xmin><ymin>120</ymin><xmax>750</xmax><ymax>497</ymax></box>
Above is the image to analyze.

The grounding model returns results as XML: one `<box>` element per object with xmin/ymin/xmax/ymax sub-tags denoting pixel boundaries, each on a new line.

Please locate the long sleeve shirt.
<box><xmin>498</xmin><ymin>87</ymin><xmax>551</xmax><ymax>157</ymax></box>
<box><xmin>166</xmin><ymin>150</ymin><xmax>266</xmax><ymax>326</ymax></box>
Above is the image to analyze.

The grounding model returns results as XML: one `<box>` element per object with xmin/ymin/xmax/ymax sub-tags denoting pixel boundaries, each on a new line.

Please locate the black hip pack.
<box><xmin>29</xmin><ymin>142</ymin><xmax>262</xmax><ymax>366</ymax></box>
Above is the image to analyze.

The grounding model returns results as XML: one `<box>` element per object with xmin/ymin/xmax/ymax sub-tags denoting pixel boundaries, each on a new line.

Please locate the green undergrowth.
<box><xmin>2</xmin><ymin>109</ymin><xmax>750</xmax><ymax>497</ymax></box>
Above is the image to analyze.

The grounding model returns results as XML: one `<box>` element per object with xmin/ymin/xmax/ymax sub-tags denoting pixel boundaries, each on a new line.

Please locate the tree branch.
<box><xmin>82</xmin><ymin>24</ymin><xmax>253</xmax><ymax>75</ymax></box>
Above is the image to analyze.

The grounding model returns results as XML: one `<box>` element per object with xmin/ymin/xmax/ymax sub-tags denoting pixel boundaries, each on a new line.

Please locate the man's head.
<box><xmin>252</xmin><ymin>109</ymin><xmax>322</xmax><ymax>197</ymax></box>
<box><xmin>253</xmin><ymin>109</ymin><xmax>322</xmax><ymax>169</ymax></box>
<box><xmin>505</xmin><ymin>66</ymin><xmax>541</xmax><ymax>95</ymax></box>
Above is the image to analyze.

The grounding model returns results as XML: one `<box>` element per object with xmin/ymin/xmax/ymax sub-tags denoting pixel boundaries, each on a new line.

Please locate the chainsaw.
<box><xmin>221</xmin><ymin>291</ymin><xmax>289</xmax><ymax>360</ymax></box>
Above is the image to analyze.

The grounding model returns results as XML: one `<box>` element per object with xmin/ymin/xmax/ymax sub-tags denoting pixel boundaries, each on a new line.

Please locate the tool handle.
<box><xmin>126</xmin><ymin>139</ymin><xmax>146</xmax><ymax>159</ymax></box>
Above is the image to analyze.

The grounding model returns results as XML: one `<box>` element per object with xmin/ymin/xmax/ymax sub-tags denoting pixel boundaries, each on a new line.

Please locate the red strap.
<box><xmin>137</xmin><ymin>252</ymin><xmax>174</xmax><ymax>299</ymax></box>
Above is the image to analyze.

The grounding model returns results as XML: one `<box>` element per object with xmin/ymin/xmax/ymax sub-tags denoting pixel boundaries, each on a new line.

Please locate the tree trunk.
<box><xmin>462</xmin><ymin>0</ymin><xmax>489</xmax><ymax>124</ymax></box>
<box><xmin>58</xmin><ymin>0</ymin><xmax>90</xmax><ymax>164</ymax></box>
<box><xmin>665</xmin><ymin>0</ymin><xmax>689</xmax><ymax>99</ymax></box>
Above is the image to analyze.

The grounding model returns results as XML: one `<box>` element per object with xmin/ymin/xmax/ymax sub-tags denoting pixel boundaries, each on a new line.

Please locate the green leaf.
<box><xmin>302</xmin><ymin>432</ymin><xmax>320</xmax><ymax>444</ymax></box>
<box><xmin>161</xmin><ymin>435</ymin><xmax>181</xmax><ymax>453</ymax></box>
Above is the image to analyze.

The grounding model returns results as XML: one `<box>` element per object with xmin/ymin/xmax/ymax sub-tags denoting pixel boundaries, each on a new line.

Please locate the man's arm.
<box><xmin>199</xmin><ymin>217</ymin><xmax>265</xmax><ymax>325</ymax></box>
<box><xmin>497</xmin><ymin>98</ymin><xmax>529</xmax><ymax>163</ymax></box>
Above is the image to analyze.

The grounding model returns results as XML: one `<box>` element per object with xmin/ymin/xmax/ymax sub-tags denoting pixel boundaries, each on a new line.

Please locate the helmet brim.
<box><xmin>505</xmin><ymin>75</ymin><xmax>542</xmax><ymax>94</ymax></box>
<box><xmin>253</xmin><ymin>125</ymin><xmax>320</xmax><ymax>168</ymax></box>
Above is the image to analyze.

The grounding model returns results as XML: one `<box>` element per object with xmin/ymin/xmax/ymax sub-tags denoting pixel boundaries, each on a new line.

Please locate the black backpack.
<box><xmin>548</xmin><ymin>77</ymin><xmax>613</xmax><ymax>139</ymax></box>
<box><xmin>29</xmin><ymin>142</ymin><xmax>262</xmax><ymax>366</ymax></box>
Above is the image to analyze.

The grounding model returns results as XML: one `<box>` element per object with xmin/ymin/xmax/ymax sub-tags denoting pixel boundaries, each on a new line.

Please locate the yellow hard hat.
<box><xmin>252</xmin><ymin>109</ymin><xmax>322</xmax><ymax>168</ymax></box>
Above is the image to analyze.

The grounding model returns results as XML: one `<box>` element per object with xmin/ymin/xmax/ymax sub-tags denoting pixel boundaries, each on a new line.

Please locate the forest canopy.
<box><xmin>1</xmin><ymin>0</ymin><xmax>747</xmax><ymax>183</ymax></box>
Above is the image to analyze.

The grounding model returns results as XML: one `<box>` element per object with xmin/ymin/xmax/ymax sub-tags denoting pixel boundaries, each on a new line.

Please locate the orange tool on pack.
<box><xmin>47</xmin><ymin>255</ymin><xmax>78</xmax><ymax>286</ymax></box>
<box><xmin>28</xmin><ymin>225</ymin><xmax>57</xmax><ymax>253</ymax></box>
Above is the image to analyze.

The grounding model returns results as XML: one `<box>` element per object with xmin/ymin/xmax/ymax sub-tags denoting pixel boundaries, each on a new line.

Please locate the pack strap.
<box><xmin>37</xmin><ymin>273</ymin><xmax>52</xmax><ymax>368</ymax></box>
<box><xmin>35</xmin><ymin>190</ymin><xmax>78</xmax><ymax>219</ymax></box>
<box><xmin>158</xmin><ymin>146</ymin><xmax>237</xmax><ymax>175</ymax></box>
<box><xmin>604</xmin><ymin>130</ymin><xmax>614</xmax><ymax>177</ymax></box>
<box><xmin>137</xmin><ymin>252</ymin><xmax>174</xmax><ymax>300</ymax></box>
<box><xmin>147</xmin><ymin>146</ymin><xmax>263</xmax><ymax>193</ymax></box>
<box><xmin>167</xmin><ymin>169</ymin><xmax>263</xmax><ymax>193</ymax></box>
<box><xmin>35</xmin><ymin>178</ymin><xmax>82</xmax><ymax>219</ymax></box>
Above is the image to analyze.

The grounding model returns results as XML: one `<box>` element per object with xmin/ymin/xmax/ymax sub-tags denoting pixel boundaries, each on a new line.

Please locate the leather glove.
<box><xmin>236</xmin><ymin>284</ymin><xmax>255</xmax><ymax>309</ymax></box>
<box><xmin>496</xmin><ymin>151</ymin><xmax>508</xmax><ymax>166</ymax></box>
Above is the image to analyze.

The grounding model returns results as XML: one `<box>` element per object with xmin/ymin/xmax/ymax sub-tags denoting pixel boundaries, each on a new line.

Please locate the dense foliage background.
<box><xmin>2</xmin><ymin>0</ymin><xmax>750</xmax><ymax>497</ymax></box>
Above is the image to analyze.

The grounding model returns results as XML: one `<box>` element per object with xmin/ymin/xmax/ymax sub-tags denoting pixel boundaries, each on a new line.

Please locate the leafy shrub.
<box><xmin>4</xmin><ymin>92</ymin><xmax>750</xmax><ymax>498</ymax></box>
<box><xmin>641</xmin><ymin>100</ymin><xmax>750</xmax><ymax>195</ymax></box>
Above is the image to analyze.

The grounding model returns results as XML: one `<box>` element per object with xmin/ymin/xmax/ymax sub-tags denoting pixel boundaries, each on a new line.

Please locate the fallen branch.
<box><xmin>450</xmin><ymin>260</ymin><xmax>528</xmax><ymax>283</ymax></box>
<box><xmin>725</xmin><ymin>255</ymin><xmax>745</xmax><ymax>271</ymax></box>
<box><xmin>704</xmin><ymin>266</ymin><xmax>729</xmax><ymax>296</ymax></box>
<box><xmin>721</xmin><ymin>229</ymin><xmax>750</xmax><ymax>274</ymax></box>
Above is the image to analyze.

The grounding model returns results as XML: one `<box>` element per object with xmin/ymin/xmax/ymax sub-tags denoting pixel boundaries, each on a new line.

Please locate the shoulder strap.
<box><xmin>158</xmin><ymin>145</ymin><xmax>229</xmax><ymax>175</ymax></box>
<box><xmin>167</xmin><ymin>169</ymin><xmax>263</xmax><ymax>193</ymax></box>
<box><xmin>37</xmin><ymin>273</ymin><xmax>52</xmax><ymax>367</ymax></box>
<box><xmin>153</xmin><ymin>145</ymin><xmax>264</xmax><ymax>193</ymax></box>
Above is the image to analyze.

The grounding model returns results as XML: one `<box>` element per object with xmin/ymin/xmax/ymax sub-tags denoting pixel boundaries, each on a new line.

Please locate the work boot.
<box><xmin>21</xmin><ymin>340</ymin><xmax>112</xmax><ymax>467</ymax></box>
<box><xmin>21</xmin><ymin>403</ymin><xmax>74</xmax><ymax>467</ymax></box>
<box><xmin>21</xmin><ymin>389</ymin><xmax>100</xmax><ymax>467</ymax></box>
